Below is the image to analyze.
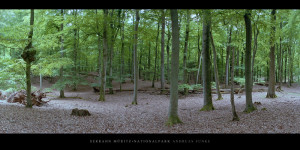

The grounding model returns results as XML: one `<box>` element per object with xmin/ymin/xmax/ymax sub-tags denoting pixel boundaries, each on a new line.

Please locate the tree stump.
<box><xmin>71</xmin><ymin>108</ymin><xmax>91</xmax><ymax>116</ymax></box>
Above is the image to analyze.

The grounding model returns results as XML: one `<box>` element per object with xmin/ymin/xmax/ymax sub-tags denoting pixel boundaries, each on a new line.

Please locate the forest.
<box><xmin>0</xmin><ymin>9</ymin><xmax>299</xmax><ymax>133</ymax></box>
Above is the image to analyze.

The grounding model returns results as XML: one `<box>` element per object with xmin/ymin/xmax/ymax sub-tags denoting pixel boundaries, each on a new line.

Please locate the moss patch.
<box><xmin>199</xmin><ymin>104</ymin><xmax>215</xmax><ymax>111</ymax></box>
<box><xmin>165</xmin><ymin>115</ymin><xmax>183</xmax><ymax>127</ymax></box>
<box><xmin>243</xmin><ymin>106</ymin><xmax>257</xmax><ymax>113</ymax></box>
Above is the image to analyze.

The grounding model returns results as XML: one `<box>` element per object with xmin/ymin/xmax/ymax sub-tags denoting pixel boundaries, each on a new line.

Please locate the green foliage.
<box><xmin>51</xmin><ymin>73</ymin><xmax>89</xmax><ymax>91</ymax></box>
<box><xmin>234</xmin><ymin>77</ymin><xmax>245</xmax><ymax>86</ymax></box>
<box><xmin>0</xmin><ymin>58</ymin><xmax>26</xmax><ymax>90</ymax></box>
<box><xmin>178</xmin><ymin>84</ymin><xmax>192</xmax><ymax>92</ymax></box>
<box><xmin>179</xmin><ymin>84</ymin><xmax>203</xmax><ymax>92</ymax></box>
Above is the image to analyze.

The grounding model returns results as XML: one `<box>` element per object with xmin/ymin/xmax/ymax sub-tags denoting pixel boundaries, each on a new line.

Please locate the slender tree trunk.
<box><xmin>289</xmin><ymin>46</ymin><xmax>293</xmax><ymax>86</ymax></box>
<box><xmin>210</xmin><ymin>30</ymin><xmax>222</xmax><ymax>100</ymax></box>
<box><xmin>152</xmin><ymin>22</ymin><xmax>160</xmax><ymax>88</ymax></box>
<box><xmin>284</xmin><ymin>49</ymin><xmax>287</xmax><ymax>83</ymax></box>
<box><xmin>183</xmin><ymin>9</ymin><xmax>190</xmax><ymax>95</ymax></box>
<box><xmin>230</xmin><ymin>47</ymin><xmax>239</xmax><ymax>121</ymax></box>
<box><xmin>72</xmin><ymin>9</ymin><xmax>78</xmax><ymax>91</ymax></box>
<box><xmin>25</xmin><ymin>62</ymin><xmax>32</xmax><ymax>107</ymax></box>
<box><xmin>119</xmin><ymin>10</ymin><xmax>125</xmax><ymax>91</ymax></box>
<box><xmin>160</xmin><ymin>9</ymin><xmax>165</xmax><ymax>92</ymax></box>
<box><xmin>200</xmin><ymin>9</ymin><xmax>214</xmax><ymax>111</ymax></box>
<box><xmin>59</xmin><ymin>9</ymin><xmax>65</xmax><ymax>98</ymax></box>
<box><xmin>22</xmin><ymin>9</ymin><xmax>35</xmax><ymax>108</ymax></box>
<box><xmin>236</xmin><ymin>47</ymin><xmax>239</xmax><ymax>77</ymax></box>
<box><xmin>166</xmin><ymin>22</ymin><xmax>171</xmax><ymax>84</ymax></box>
<box><xmin>225</xmin><ymin>26</ymin><xmax>232</xmax><ymax>88</ymax></box>
<box><xmin>139</xmin><ymin>40</ymin><xmax>143</xmax><ymax>79</ymax></box>
<box><xmin>147</xmin><ymin>41</ymin><xmax>151</xmax><ymax>80</ymax></box>
<box><xmin>166</xmin><ymin>9</ymin><xmax>182</xmax><ymax>126</ymax></box>
<box><xmin>132</xmin><ymin>10</ymin><xmax>140</xmax><ymax>105</ymax></box>
<box><xmin>99</xmin><ymin>9</ymin><xmax>108</xmax><ymax>101</ymax></box>
<box><xmin>267</xmin><ymin>9</ymin><xmax>277</xmax><ymax>98</ymax></box>
<box><xmin>243</xmin><ymin>10</ymin><xmax>256</xmax><ymax>113</ymax></box>
<box><xmin>196</xmin><ymin>25</ymin><xmax>202</xmax><ymax>84</ymax></box>
<box><xmin>251</xmin><ymin>24</ymin><xmax>259</xmax><ymax>83</ymax></box>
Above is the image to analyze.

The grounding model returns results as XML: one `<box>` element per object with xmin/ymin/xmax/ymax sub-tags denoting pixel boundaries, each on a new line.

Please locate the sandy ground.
<box><xmin>0</xmin><ymin>77</ymin><xmax>299</xmax><ymax>133</ymax></box>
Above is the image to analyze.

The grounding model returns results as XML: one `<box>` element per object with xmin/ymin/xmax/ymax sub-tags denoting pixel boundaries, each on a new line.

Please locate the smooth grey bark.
<box><xmin>152</xmin><ymin>22</ymin><xmax>160</xmax><ymax>88</ymax></box>
<box><xmin>95</xmin><ymin>10</ymin><xmax>102</xmax><ymax>90</ymax></box>
<box><xmin>72</xmin><ymin>9</ymin><xmax>78</xmax><ymax>91</ymax></box>
<box><xmin>183</xmin><ymin>9</ymin><xmax>190</xmax><ymax>95</ymax></box>
<box><xmin>99</xmin><ymin>9</ymin><xmax>108</xmax><ymax>101</ymax></box>
<box><xmin>266</xmin><ymin>9</ymin><xmax>277</xmax><ymax>98</ymax></box>
<box><xmin>251</xmin><ymin>16</ymin><xmax>260</xmax><ymax>82</ymax></box>
<box><xmin>119</xmin><ymin>10</ymin><xmax>125</xmax><ymax>91</ymax></box>
<box><xmin>160</xmin><ymin>9</ymin><xmax>165</xmax><ymax>92</ymax></box>
<box><xmin>166</xmin><ymin>9</ymin><xmax>182</xmax><ymax>126</ymax></box>
<box><xmin>200</xmin><ymin>9</ymin><xmax>214</xmax><ymax>111</ymax></box>
<box><xmin>196</xmin><ymin>24</ymin><xmax>202</xmax><ymax>85</ymax></box>
<box><xmin>147</xmin><ymin>41</ymin><xmax>151</xmax><ymax>80</ymax></box>
<box><xmin>230</xmin><ymin>47</ymin><xmax>239</xmax><ymax>121</ymax></box>
<box><xmin>166</xmin><ymin>21</ymin><xmax>171</xmax><ymax>84</ymax></box>
<box><xmin>210</xmin><ymin>30</ymin><xmax>222</xmax><ymax>100</ymax></box>
<box><xmin>132</xmin><ymin>9</ymin><xmax>140</xmax><ymax>105</ymax></box>
<box><xmin>243</xmin><ymin>10</ymin><xmax>256</xmax><ymax>113</ymax></box>
<box><xmin>59</xmin><ymin>9</ymin><xmax>65</xmax><ymax>98</ymax></box>
<box><xmin>225</xmin><ymin>26</ymin><xmax>232</xmax><ymax>88</ymax></box>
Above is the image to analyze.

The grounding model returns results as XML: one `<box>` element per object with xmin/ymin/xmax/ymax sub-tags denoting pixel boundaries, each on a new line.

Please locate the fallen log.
<box><xmin>6</xmin><ymin>90</ymin><xmax>48</xmax><ymax>107</ymax></box>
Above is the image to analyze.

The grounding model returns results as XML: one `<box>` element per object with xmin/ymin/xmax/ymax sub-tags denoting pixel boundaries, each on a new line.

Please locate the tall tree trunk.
<box><xmin>99</xmin><ymin>9</ymin><xmax>108</xmax><ymax>101</ymax></box>
<box><xmin>166</xmin><ymin>9</ymin><xmax>182</xmax><ymax>126</ymax></box>
<box><xmin>284</xmin><ymin>48</ymin><xmax>287</xmax><ymax>83</ymax></box>
<box><xmin>243</xmin><ymin>10</ymin><xmax>256</xmax><ymax>113</ymax></box>
<box><xmin>166</xmin><ymin>22</ymin><xmax>171</xmax><ymax>84</ymax></box>
<box><xmin>131</xmin><ymin>9</ymin><xmax>140</xmax><ymax>105</ymax></box>
<box><xmin>266</xmin><ymin>9</ymin><xmax>277</xmax><ymax>98</ymax></box>
<box><xmin>200</xmin><ymin>9</ymin><xmax>214</xmax><ymax>111</ymax></box>
<box><xmin>59</xmin><ymin>9</ymin><xmax>65</xmax><ymax>98</ymax></box>
<box><xmin>147</xmin><ymin>41</ymin><xmax>151</xmax><ymax>80</ymax></box>
<box><xmin>289</xmin><ymin>46</ymin><xmax>293</xmax><ymax>86</ymax></box>
<box><xmin>210</xmin><ymin>30</ymin><xmax>222</xmax><ymax>100</ymax></box>
<box><xmin>152</xmin><ymin>22</ymin><xmax>160</xmax><ymax>88</ymax></box>
<box><xmin>196</xmin><ymin>24</ymin><xmax>202</xmax><ymax>84</ymax></box>
<box><xmin>230</xmin><ymin>47</ymin><xmax>239</xmax><ymax>121</ymax></box>
<box><xmin>139</xmin><ymin>40</ymin><xmax>143</xmax><ymax>79</ymax></box>
<box><xmin>72</xmin><ymin>9</ymin><xmax>78</xmax><ymax>91</ymax></box>
<box><xmin>95</xmin><ymin>10</ymin><xmax>102</xmax><ymax>90</ymax></box>
<box><xmin>160</xmin><ymin>9</ymin><xmax>165</xmax><ymax>92</ymax></box>
<box><xmin>235</xmin><ymin>47</ymin><xmax>239</xmax><ymax>77</ymax></box>
<box><xmin>225</xmin><ymin>26</ymin><xmax>232</xmax><ymax>88</ymax></box>
<box><xmin>251</xmin><ymin>23</ymin><xmax>259</xmax><ymax>83</ymax></box>
<box><xmin>22</xmin><ymin>9</ymin><xmax>35</xmax><ymax>108</ymax></box>
<box><xmin>119</xmin><ymin>10</ymin><xmax>125</xmax><ymax>91</ymax></box>
<box><xmin>183</xmin><ymin>9</ymin><xmax>190</xmax><ymax>95</ymax></box>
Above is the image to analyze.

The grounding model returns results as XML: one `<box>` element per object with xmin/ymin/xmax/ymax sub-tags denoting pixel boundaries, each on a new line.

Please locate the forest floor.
<box><xmin>0</xmin><ymin>77</ymin><xmax>299</xmax><ymax>133</ymax></box>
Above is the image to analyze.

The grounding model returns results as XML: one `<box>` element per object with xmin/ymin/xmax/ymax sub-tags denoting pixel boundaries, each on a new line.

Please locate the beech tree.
<box><xmin>166</xmin><ymin>9</ymin><xmax>182</xmax><ymax>126</ymax></box>
<box><xmin>59</xmin><ymin>9</ymin><xmax>65</xmax><ymax>98</ymax></box>
<box><xmin>99</xmin><ymin>9</ymin><xmax>108</xmax><ymax>102</ymax></box>
<box><xmin>243</xmin><ymin>10</ymin><xmax>256</xmax><ymax>113</ymax></box>
<box><xmin>21</xmin><ymin>9</ymin><xmax>35</xmax><ymax>108</ymax></box>
<box><xmin>200</xmin><ymin>9</ymin><xmax>214</xmax><ymax>111</ymax></box>
<box><xmin>132</xmin><ymin>9</ymin><xmax>140</xmax><ymax>105</ymax></box>
<box><xmin>230</xmin><ymin>47</ymin><xmax>239</xmax><ymax>121</ymax></box>
<box><xmin>160</xmin><ymin>9</ymin><xmax>165</xmax><ymax>92</ymax></box>
<box><xmin>266</xmin><ymin>9</ymin><xmax>277</xmax><ymax>98</ymax></box>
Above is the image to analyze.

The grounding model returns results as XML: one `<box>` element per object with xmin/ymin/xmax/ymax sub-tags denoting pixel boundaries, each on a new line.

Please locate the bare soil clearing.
<box><xmin>0</xmin><ymin>78</ymin><xmax>299</xmax><ymax>133</ymax></box>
